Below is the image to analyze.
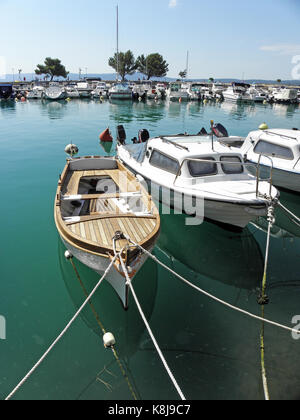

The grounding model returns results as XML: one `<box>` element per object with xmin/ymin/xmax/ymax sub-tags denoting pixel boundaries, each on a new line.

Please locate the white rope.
<box><xmin>118</xmin><ymin>255</ymin><xmax>186</xmax><ymax>401</ymax></box>
<box><xmin>278</xmin><ymin>201</ymin><xmax>300</xmax><ymax>226</ymax></box>
<box><xmin>125</xmin><ymin>238</ymin><xmax>299</xmax><ymax>336</ymax></box>
<box><xmin>5</xmin><ymin>256</ymin><xmax>118</xmax><ymax>401</ymax></box>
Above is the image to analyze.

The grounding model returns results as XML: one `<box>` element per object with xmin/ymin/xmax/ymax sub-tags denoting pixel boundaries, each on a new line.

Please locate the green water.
<box><xmin>1</xmin><ymin>98</ymin><xmax>300</xmax><ymax>400</ymax></box>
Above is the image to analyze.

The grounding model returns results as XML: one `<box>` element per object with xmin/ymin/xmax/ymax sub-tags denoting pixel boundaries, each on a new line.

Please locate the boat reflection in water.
<box><xmin>58</xmin><ymin>240</ymin><xmax>158</xmax><ymax>360</ymax></box>
<box><xmin>158</xmin><ymin>213</ymin><xmax>264</xmax><ymax>291</ymax></box>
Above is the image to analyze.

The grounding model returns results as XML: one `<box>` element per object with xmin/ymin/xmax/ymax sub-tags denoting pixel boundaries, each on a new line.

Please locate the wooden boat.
<box><xmin>54</xmin><ymin>155</ymin><xmax>160</xmax><ymax>309</ymax></box>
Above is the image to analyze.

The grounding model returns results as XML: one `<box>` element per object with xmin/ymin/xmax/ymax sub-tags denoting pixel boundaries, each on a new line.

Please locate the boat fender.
<box><xmin>259</xmin><ymin>123</ymin><xmax>269</xmax><ymax>131</ymax></box>
<box><xmin>65</xmin><ymin>144</ymin><xmax>79</xmax><ymax>157</ymax></box>
<box><xmin>103</xmin><ymin>332</ymin><xmax>116</xmax><ymax>348</ymax></box>
<box><xmin>64</xmin><ymin>250</ymin><xmax>73</xmax><ymax>260</ymax></box>
<box><xmin>99</xmin><ymin>128</ymin><xmax>113</xmax><ymax>143</ymax></box>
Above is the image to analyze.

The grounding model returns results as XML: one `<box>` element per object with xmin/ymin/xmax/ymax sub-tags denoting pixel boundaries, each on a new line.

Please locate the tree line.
<box><xmin>34</xmin><ymin>52</ymin><xmax>169</xmax><ymax>81</ymax></box>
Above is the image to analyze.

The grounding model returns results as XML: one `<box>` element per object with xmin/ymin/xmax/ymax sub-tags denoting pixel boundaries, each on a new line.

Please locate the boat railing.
<box><xmin>173</xmin><ymin>156</ymin><xmax>274</xmax><ymax>199</ymax></box>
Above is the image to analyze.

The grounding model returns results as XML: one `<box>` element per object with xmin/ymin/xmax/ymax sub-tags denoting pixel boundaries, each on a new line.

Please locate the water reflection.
<box><xmin>0</xmin><ymin>99</ymin><xmax>16</xmax><ymax>115</ymax></box>
<box><xmin>252</xmin><ymin>189</ymin><xmax>300</xmax><ymax>238</ymax></box>
<box><xmin>220</xmin><ymin>101</ymin><xmax>257</xmax><ymax>120</ymax></box>
<box><xmin>158</xmin><ymin>214</ymin><xmax>263</xmax><ymax>290</ymax></box>
<box><xmin>109</xmin><ymin>100</ymin><xmax>165</xmax><ymax>124</ymax></box>
<box><xmin>41</xmin><ymin>100</ymin><xmax>68</xmax><ymax>120</ymax></box>
<box><xmin>271</xmin><ymin>103</ymin><xmax>299</xmax><ymax>119</ymax></box>
<box><xmin>58</xmin><ymin>240</ymin><xmax>158</xmax><ymax>359</ymax></box>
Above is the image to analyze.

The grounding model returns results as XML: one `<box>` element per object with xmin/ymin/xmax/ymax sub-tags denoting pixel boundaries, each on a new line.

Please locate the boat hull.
<box><xmin>118</xmin><ymin>159</ymin><xmax>268</xmax><ymax>228</ymax></box>
<box><xmin>247</xmin><ymin>161</ymin><xmax>300</xmax><ymax>193</ymax></box>
<box><xmin>60</xmin><ymin>236</ymin><xmax>150</xmax><ymax>309</ymax></box>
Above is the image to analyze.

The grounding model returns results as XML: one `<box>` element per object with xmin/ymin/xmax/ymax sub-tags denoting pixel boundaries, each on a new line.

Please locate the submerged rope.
<box><xmin>68</xmin><ymin>257</ymin><xmax>138</xmax><ymax>401</ymax></box>
<box><xmin>5</xmin><ymin>256</ymin><xmax>118</xmax><ymax>401</ymax></box>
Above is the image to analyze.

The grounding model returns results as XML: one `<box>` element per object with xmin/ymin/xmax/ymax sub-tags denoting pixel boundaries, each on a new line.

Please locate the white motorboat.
<box><xmin>166</xmin><ymin>82</ymin><xmax>190</xmax><ymax>101</ymax></box>
<box><xmin>117</xmin><ymin>130</ymin><xmax>279</xmax><ymax>228</ymax></box>
<box><xmin>76</xmin><ymin>82</ymin><xmax>92</xmax><ymax>98</ymax></box>
<box><xmin>109</xmin><ymin>83</ymin><xmax>132</xmax><ymax>100</ymax></box>
<box><xmin>55</xmin><ymin>154</ymin><xmax>160</xmax><ymax>309</ymax></box>
<box><xmin>223</xmin><ymin>83</ymin><xmax>251</xmax><ymax>102</ymax></box>
<box><xmin>65</xmin><ymin>85</ymin><xmax>80</xmax><ymax>98</ymax></box>
<box><xmin>247</xmin><ymin>85</ymin><xmax>268</xmax><ymax>103</ymax></box>
<box><xmin>91</xmin><ymin>82</ymin><xmax>108</xmax><ymax>99</ymax></box>
<box><xmin>187</xmin><ymin>83</ymin><xmax>205</xmax><ymax>101</ymax></box>
<box><xmin>44</xmin><ymin>85</ymin><xmax>67</xmax><ymax>101</ymax></box>
<box><xmin>27</xmin><ymin>85</ymin><xmax>45</xmax><ymax>99</ymax></box>
<box><xmin>238</xmin><ymin>128</ymin><xmax>300</xmax><ymax>193</ymax></box>
<box><xmin>269</xmin><ymin>87</ymin><xmax>298</xmax><ymax>104</ymax></box>
<box><xmin>131</xmin><ymin>83</ymin><xmax>147</xmax><ymax>100</ymax></box>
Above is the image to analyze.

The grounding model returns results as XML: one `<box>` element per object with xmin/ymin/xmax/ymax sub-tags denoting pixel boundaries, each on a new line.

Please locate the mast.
<box><xmin>186</xmin><ymin>51</ymin><xmax>189</xmax><ymax>80</ymax></box>
<box><xmin>116</xmin><ymin>5</ymin><xmax>119</xmax><ymax>81</ymax></box>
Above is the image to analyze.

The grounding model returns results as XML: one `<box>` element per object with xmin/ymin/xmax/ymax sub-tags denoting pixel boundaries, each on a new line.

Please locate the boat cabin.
<box><xmin>241</xmin><ymin>129</ymin><xmax>300</xmax><ymax>171</ymax></box>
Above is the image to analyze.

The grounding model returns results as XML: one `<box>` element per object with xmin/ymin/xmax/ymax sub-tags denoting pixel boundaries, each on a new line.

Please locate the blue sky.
<box><xmin>0</xmin><ymin>0</ymin><xmax>299</xmax><ymax>80</ymax></box>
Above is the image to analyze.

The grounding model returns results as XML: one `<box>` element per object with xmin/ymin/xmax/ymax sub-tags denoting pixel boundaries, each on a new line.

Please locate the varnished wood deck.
<box><xmin>55</xmin><ymin>158</ymin><xmax>160</xmax><ymax>258</ymax></box>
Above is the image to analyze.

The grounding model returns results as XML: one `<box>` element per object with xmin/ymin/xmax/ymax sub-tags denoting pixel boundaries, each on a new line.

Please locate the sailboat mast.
<box><xmin>186</xmin><ymin>51</ymin><xmax>189</xmax><ymax>80</ymax></box>
<box><xmin>116</xmin><ymin>5</ymin><xmax>119</xmax><ymax>81</ymax></box>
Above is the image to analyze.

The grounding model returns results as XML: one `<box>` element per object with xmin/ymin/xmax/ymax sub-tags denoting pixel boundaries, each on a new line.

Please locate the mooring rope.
<box><xmin>118</xmin><ymin>253</ymin><xmax>186</xmax><ymax>401</ymax></box>
<box><xmin>278</xmin><ymin>201</ymin><xmax>300</xmax><ymax>227</ymax></box>
<box><xmin>124</xmin><ymin>237</ymin><xmax>300</xmax><ymax>336</ymax></box>
<box><xmin>5</xmin><ymin>256</ymin><xmax>118</xmax><ymax>401</ymax></box>
<box><xmin>258</xmin><ymin>205</ymin><xmax>276</xmax><ymax>401</ymax></box>
<box><xmin>68</xmin><ymin>256</ymin><xmax>138</xmax><ymax>401</ymax></box>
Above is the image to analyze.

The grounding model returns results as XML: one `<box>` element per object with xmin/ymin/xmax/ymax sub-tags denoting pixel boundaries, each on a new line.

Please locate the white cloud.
<box><xmin>169</xmin><ymin>0</ymin><xmax>177</xmax><ymax>8</ymax></box>
<box><xmin>260</xmin><ymin>44</ymin><xmax>300</xmax><ymax>56</ymax></box>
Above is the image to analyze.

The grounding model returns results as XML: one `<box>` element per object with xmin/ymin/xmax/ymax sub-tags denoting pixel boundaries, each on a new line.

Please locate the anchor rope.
<box><xmin>5</xmin><ymin>256</ymin><xmax>118</xmax><ymax>401</ymax></box>
<box><xmin>68</xmin><ymin>257</ymin><xmax>138</xmax><ymax>401</ymax></box>
<box><xmin>118</xmin><ymin>252</ymin><xmax>186</xmax><ymax>401</ymax></box>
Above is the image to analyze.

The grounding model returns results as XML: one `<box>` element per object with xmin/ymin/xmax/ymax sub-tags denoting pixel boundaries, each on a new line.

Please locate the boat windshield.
<box><xmin>124</xmin><ymin>142</ymin><xmax>148</xmax><ymax>163</ymax></box>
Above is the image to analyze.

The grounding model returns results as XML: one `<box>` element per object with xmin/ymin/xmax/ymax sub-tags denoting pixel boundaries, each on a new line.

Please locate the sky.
<box><xmin>0</xmin><ymin>0</ymin><xmax>299</xmax><ymax>80</ymax></box>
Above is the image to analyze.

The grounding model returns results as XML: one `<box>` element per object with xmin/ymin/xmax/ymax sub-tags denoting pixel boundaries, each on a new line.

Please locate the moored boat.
<box><xmin>237</xmin><ymin>128</ymin><xmax>300</xmax><ymax>193</ymax></box>
<box><xmin>109</xmin><ymin>83</ymin><xmax>133</xmax><ymax>100</ymax></box>
<box><xmin>54</xmin><ymin>154</ymin><xmax>160</xmax><ymax>309</ymax></box>
<box><xmin>44</xmin><ymin>85</ymin><xmax>67</xmax><ymax>101</ymax></box>
<box><xmin>117</xmin><ymin>128</ymin><xmax>279</xmax><ymax>228</ymax></box>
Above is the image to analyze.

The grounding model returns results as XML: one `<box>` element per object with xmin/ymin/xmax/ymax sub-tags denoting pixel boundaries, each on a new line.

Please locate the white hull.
<box><xmin>248</xmin><ymin>162</ymin><xmax>300</xmax><ymax>193</ymax></box>
<box><xmin>119</xmin><ymin>159</ymin><xmax>268</xmax><ymax>228</ymax></box>
<box><xmin>44</xmin><ymin>89</ymin><xmax>67</xmax><ymax>101</ymax></box>
<box><xmin>61</xmin><ymin>236</ymin><xmax>150</xmax><ymax>308</ymax></box>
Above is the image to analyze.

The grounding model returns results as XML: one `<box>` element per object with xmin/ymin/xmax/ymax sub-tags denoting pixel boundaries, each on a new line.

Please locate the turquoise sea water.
<box><xmin>1</xmin><ymin>98</ymin><xmax>300</xmax><ymax>401</ymax></box>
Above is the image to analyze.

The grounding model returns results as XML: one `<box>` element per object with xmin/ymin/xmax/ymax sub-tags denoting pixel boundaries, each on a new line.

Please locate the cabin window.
<box><xmin>254</xmin><ymin>140</ymin><xmax>294</xmax><ymax>160</ymax></box>
<box><xmin>188</xmin><ymin>158</ymin><xmax>217</xmax><ymax>177</ymax></box>
<box><xmin>149</xmin><ymin>150</ymin><xmax>180</xmax><ymax>175</ymax></box>
<box><xmin>220</xmin><ymin>156</ymin><xmax>244</xmax><ymax>174</ymax></box>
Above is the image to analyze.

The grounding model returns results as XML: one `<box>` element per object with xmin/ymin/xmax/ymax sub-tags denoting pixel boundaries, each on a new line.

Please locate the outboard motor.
<box><xmin>138</xmin><ymin>129</ymin><xmax>150</xmax><ymax>143</ymax></box>
<box><xmin>116</xmin><ymin>125</ymin><xmax>126</xmax><ymax>145</ymax></box>
<box><xmin>212</xmin><ymin>123</ymin><xmax>229</xmax><ymax>138</ymax></box>
<box><xmin>198</xmin><ymin>127</ymin><xmax>208</xmax><ymax>136</ymax></box>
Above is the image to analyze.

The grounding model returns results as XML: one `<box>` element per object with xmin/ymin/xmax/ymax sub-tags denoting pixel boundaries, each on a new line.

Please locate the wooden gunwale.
<box><xmin>54</xmin><ymin>157</ymin><xmax>160</xmax><ymax>258</ymax></box>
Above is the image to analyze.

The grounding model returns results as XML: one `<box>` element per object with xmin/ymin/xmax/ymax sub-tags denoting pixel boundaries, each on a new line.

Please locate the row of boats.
<box><xmin>2</xmin><ymin>80</ymin><xmax>299</xmax><ymax>104</ymax></box>
<box><xmin>55</xmin><ymin>123</ymin><xmax>300</xmax><ymax>309</ymax></box>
